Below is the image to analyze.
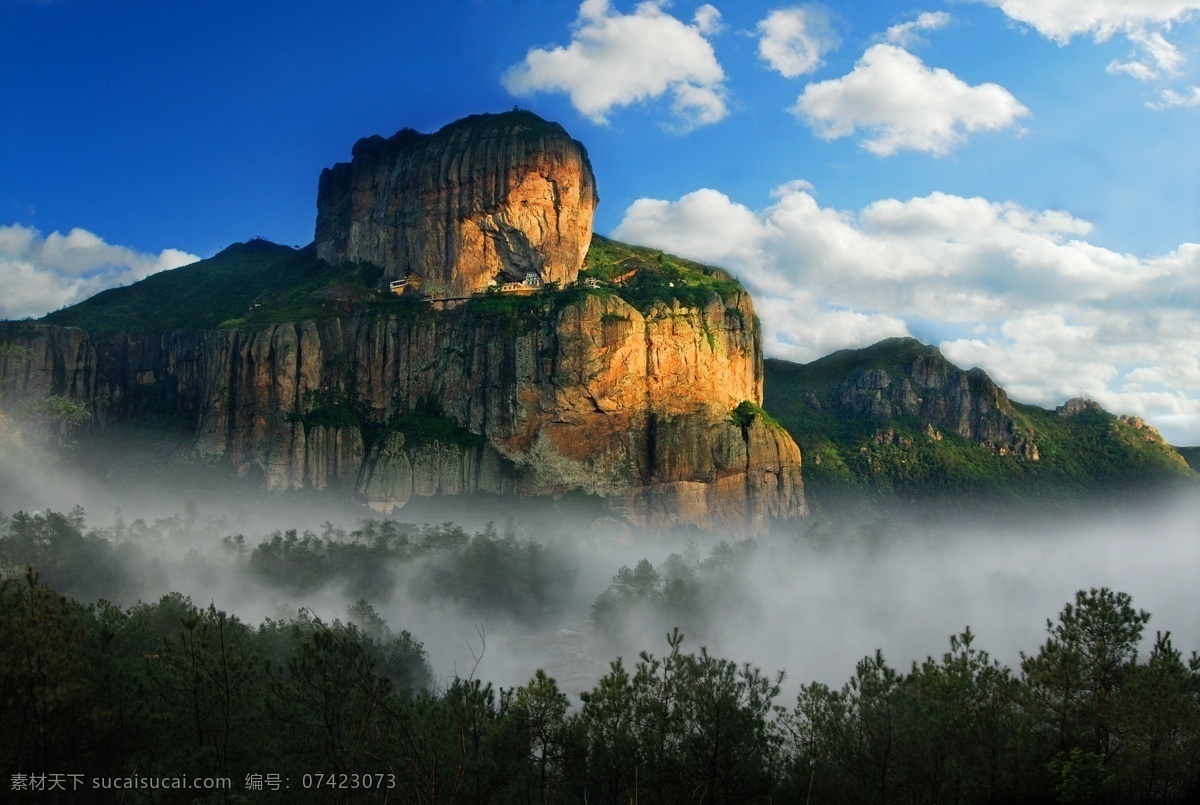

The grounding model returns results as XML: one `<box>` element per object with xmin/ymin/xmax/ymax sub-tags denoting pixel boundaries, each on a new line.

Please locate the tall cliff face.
<box><xmin>4</xmin><ymin>111</ymin><xmax>805</xmax><ymax>533</ymax></box>
<box><xmin>314</xmin><ymin>111</ymin><xmax>598</xmax><ymax>298</ymax></box>
<box><xmin>0</xmin><ymin>288</ymin><xmax>804</xmax><ymax>533</ymax></box>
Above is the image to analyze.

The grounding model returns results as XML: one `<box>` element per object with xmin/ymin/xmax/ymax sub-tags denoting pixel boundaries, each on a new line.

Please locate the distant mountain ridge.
<box><xmin>764</xmin><ymin>338</ymin><xmax>1196</xmax><ymax>511</ymax></box>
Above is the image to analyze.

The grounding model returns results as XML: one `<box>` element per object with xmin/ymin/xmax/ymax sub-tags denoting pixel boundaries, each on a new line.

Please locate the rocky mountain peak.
<box><xmin>1056</xmin><ymin>398</ymin><xmax>1104</xmax><ymax>417</ymax></box>
<box><xmin>314</xmin><ymin>110</ymin><xmax>598</xmax><ymax>299</ymax></box>
<box><xmin>792</xmin><ymin>337</ymin><xmax>1040</xmax><ymax>460</ymax></box>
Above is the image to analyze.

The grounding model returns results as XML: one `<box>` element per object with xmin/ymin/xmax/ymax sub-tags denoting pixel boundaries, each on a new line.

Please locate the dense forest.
<box><xmin>2</xmin><ymin>509</ymin><xmax>1198</xmax><ymax>803</ymax></box>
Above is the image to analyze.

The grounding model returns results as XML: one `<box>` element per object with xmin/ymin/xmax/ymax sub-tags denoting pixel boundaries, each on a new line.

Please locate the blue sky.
<box><xmin>2</xmin><ymin>0</ymin><xmax>1199</xmax><ymax>443</ymax></box>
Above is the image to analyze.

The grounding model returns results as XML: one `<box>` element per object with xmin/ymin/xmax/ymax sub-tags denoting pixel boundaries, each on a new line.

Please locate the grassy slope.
<box><xmin>1177</xmin><ymin>446</ymin><xmax>1200</xmax><ymax>472</ymax></box>
<box><xmin>40</xmin><ymin>235</ymin><xmax>746</xmax><ymax>337</ymax></box>
<box><xmin>40</xmin><ymin>240</ymin><xmax>387</xmax><ymax>335</ymax></box>
<box><xmin>764</xmin><ymin>345</ymin><xmax>1198</xmax><ymax>512</ymax></box>
<box><xmin>581</xmin><ymin>234</ymin><xmax>744</xmax><ymax>312</ymax></box>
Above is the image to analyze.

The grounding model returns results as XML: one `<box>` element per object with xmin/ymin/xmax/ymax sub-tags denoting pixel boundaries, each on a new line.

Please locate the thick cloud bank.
<box><xmin>0</xmin><ymin>224</ymin><xmax>198</xmax><ymax>321</ymax></box>
<box><xmin>613</xmin><ymin>183</ymin><xmax>1200</xmax><ymax>444</ymax></box>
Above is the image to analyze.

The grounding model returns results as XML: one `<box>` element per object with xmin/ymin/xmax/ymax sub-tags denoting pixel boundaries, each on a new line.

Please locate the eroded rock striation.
<box><xmin>315</xmin><ymin>111</ymin><xmax>598</xmax><ymax>298</ymax></box>
<box><xmin>834</xmin><ymin>338</ymin><xmax>1039</xmax><ymax>459</ymax></box>
<box><xmin>0</xmin><ymin>291</ymin><xmax>803</xmax><ymax>532</ymax></box>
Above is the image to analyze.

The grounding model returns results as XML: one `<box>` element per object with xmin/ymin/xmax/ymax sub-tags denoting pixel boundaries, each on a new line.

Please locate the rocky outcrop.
<box><xmin>315</xmin><ymin>111</ymin><xmax>598</xmax><ymax>298</ymax></box>
<box><xmin>1116</xmin><ymin>414</ymin><xmax>1190</xmax><ymax>467</ymax></box>
<box><xmin>0</xmin><ymin>290</ymin><xmax>805</xmax><ymax>533</ymax></box>
<box><xmin>1056</xmin><ymin>397</ymin><xmax>1103</xmax><ymax>417</ymax></box>
<box><xmin>835</xmin><ymin>338</ymin><xmax>1038</xmax><ymax>459</ymax></box>
<box><xmin>0</xmin><ymin>111</ymin><xmax>804</xmax><ymax>533</ymax></box>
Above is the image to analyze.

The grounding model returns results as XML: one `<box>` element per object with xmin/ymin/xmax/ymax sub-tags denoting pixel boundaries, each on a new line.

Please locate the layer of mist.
<box><xmin>625</xmin><ymin>496</ymin><xmax>1200</xmax><ymax>693</ymax></box>
<box><xmin>3</xmin><ymin>429</ymin><xmax>1197</xmax><ymax>701</ymax></box>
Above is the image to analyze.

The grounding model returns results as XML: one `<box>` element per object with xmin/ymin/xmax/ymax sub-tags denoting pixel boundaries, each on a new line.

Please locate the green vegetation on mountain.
<box><xmin>287</xmin><ymin>388</ymin><xmax>485</xmax><ymax>451</ymax></box>
<box><xmin>730</xmin><ymin>399</ymin><xmax>783</xmax><ymax>430</ymax></box>
<box><xmin>39</xmin><ymin>235</ymin><xmax>749</xmax><ymax>339</ymax></box>
<box><xmin>40</xmin><ymin>239</ymin><xmax>385</xmax><ymax>334</ymax></box>
<box><xmin>582</xmin><ymin>233</ymin><xmax>745</xmax><ymax>312</ymax></box>
<box><xmin>764</xmin><ymin>339</ymin><xmax>1197</xmax><ymax>511</ymax></box>
<box><xmin>1177</xmin><ymin>446</ymin><xmax>1200</xmax><ymax>472</ymax></box>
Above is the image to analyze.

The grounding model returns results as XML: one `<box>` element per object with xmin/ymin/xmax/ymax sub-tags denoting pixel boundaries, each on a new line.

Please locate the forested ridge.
<box><xmin>2</xmin><ymin>509</ymin><xmax>1198</xmax><ymax>803</ymax></box>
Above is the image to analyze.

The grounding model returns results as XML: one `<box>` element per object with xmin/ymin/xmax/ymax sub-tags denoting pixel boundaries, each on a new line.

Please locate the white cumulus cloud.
<box><xmin>1148</xmin><ymin>84</ymin><xmax>1200</xmax><ymax>107</ymax></box>
<box><xmin>612</xmin><ymin>183</ymin><xmax>1200</xmax><ymax>444</ymax></box>
<box><xmin>974</xmin><ymin>0</ymin><xmax>1199</xmax><ymax>91</ymax></box>
<box><xmin>756</xmin><ymin>5</ymin><xmax>840</xmax><ymax>78</ymax></box>
<box><xmin>1107</xmin><ymin>26</ymin><xmax>1186</xmax><ymax>79</ymax></box>
<box><xmin>502</xmin><ymin>0</ymin><xmax>728</xmax><ymax>131</ymax></box>
<box><xmin>885</xmin><ymin>11</ymin><xmax>951</xmax><ymax>48</ymax></box>
<box><xmin>792</xmin><ymin>43</ymin><xmax>1030</xmax><ymax>155</ymax></box>
<box><xmin>971</xmin><ymin>0</ymin><xmax>1199</xmax><ymax>43</ymax></box>
<box><xmin>0</xmin><ymin>223</ymin><xmax>198</xmax><ymax>321</ymax></box>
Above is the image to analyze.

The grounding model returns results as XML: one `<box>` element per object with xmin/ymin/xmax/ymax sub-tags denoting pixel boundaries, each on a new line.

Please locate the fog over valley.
<box><xmin>4</xmin><ymin>446</ymin><xmax>1196</xmax><ymax>698</ymax></box>
<box><xmin>4</xmin><ymin>395</ymin><xmax>1200</xmax><ymax>802</ymax></box>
